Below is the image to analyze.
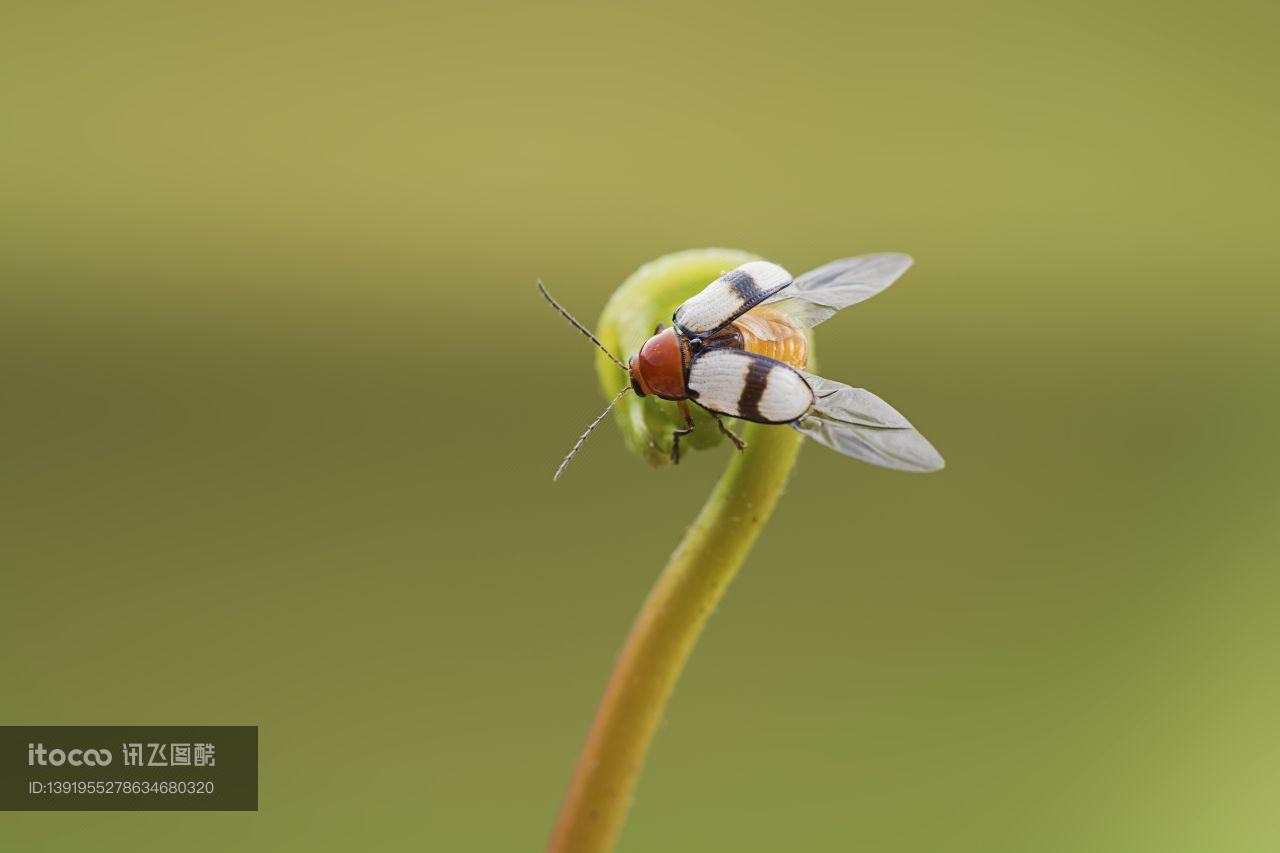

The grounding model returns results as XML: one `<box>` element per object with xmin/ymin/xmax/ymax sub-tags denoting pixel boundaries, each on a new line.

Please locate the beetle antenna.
<box><xmin>538</xmin><ymin>280</ymin><xmax>629</xmax><ymax>372</ymax></box>
<box><xmin>554</xmin><ymin>385</ymin><xmax>631</xmax><ymax>481</ymax></box>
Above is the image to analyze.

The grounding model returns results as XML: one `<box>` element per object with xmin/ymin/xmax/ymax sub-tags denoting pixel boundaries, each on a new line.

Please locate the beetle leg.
<box><xmin>711</xmin><ymin>412</ymin><xmax>747</xmax><ymax>452</ymax></box>
<box><xmin>670</xmin><ymin>400</ymin><xmax>696</xmax><ymax>465</ymax></box>
<box><xmin>669</xmin><ymin>425</ymin><xmax>694</xmax><ymax>464</ymax></box>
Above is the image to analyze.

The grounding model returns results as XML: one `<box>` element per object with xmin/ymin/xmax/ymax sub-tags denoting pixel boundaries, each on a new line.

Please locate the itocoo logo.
<box><xmin>27</xmin><ymin>743</ymin><xmax>113</xmax><ymax>766</ymax></box>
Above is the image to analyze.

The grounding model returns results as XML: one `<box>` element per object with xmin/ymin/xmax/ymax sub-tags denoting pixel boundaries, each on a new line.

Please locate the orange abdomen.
<box><xmin>741</xmin><ymin>330</ymin><xmax>808</xmax><ymax>367</ymax></box>
<box><xmin>732</xmin><ymin>308</ymin><xmax>809</xmax><ymax>368</ymax></box>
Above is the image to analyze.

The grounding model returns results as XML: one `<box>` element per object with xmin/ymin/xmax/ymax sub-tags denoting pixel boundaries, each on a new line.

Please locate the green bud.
<box><xmin>593</xmin><ymin>248</ymin><xmax>771</xmax><ymax>467</ymax></box>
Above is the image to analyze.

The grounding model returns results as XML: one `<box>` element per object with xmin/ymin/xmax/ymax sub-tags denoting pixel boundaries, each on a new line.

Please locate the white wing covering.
<box><xmin>674</xmin><ymin>261</ymin><xmax>793</xmax><ymax>337</ymax></box>
<box><xmin>792</xmin><ymin>371</ymin><xmax>944</xmax><ymax>472</ymax></box>
<box><xmin>686</xmin><ymin>349</ymin><xmax>814</xmax><ymax>424</ymax></box>
<box><xmin>755</xmin><ymin>253</ymin><xmax>914</xmax><ymax>337</ymax></box>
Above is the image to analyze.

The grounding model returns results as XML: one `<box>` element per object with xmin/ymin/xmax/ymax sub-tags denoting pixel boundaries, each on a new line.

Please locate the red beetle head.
<box><xmin>628</xmin><ymin>326</ymin><xmax>688</xmax><ymax>400</ymax></box>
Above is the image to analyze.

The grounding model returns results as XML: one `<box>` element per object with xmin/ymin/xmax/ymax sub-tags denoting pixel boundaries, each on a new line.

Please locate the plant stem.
<box><xmin>548</xmin><ymin>424</ymin><xmax>803</xmax><ymax>853</ymax></box>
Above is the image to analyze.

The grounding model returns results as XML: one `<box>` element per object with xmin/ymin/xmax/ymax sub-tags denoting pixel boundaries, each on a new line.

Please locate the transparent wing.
<box><xmin>754</xmin><ymin>253</ymin><xmax>914</xmax><ymax>336</ymax></box>
<box><xmin>673</xmin><ymin>261</ymin><xmax>793</xmax><ymax>338</ymax></box>
<box><xmin>792</xmin><ymin>371</ymin><xmax>944</xmax><ymax>472</ymax></box>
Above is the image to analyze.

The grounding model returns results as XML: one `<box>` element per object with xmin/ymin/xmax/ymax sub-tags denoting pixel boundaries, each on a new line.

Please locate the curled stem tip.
<box><xmin>548</xmin><ymin>249</ymin><xmax>806</xmax><ymax>852</ymax></box>
<box><xmin>594</xmin><ymin>248</ymin><xmax>766</xmax><ymax>466</ymax></box>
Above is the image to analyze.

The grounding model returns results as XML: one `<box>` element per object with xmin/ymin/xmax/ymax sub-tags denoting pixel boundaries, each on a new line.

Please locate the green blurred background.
<box><xmin>3</xmin><ymin>1</ymin><xmax>1277</xmax><ymax>850</ymax></box>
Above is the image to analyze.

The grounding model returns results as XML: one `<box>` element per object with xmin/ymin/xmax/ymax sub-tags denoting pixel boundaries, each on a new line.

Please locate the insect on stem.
<box><xmin>538</xmin><ymin>280</ymin><xmax>629</xmax><ymax>372</ymax></box>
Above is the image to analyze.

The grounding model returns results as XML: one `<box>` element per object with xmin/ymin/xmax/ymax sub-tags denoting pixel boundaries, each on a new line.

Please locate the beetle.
<box><xmin>539</xmin><ymin>254</ymin><xmax>944</xmax><ymax>479</ymax></box>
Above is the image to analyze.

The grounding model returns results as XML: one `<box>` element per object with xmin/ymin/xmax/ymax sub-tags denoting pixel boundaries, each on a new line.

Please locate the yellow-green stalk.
<box><xmin>549</xmin><ymin>249</ymin><xmax>807</xmax><ymax>852</ymax></box>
